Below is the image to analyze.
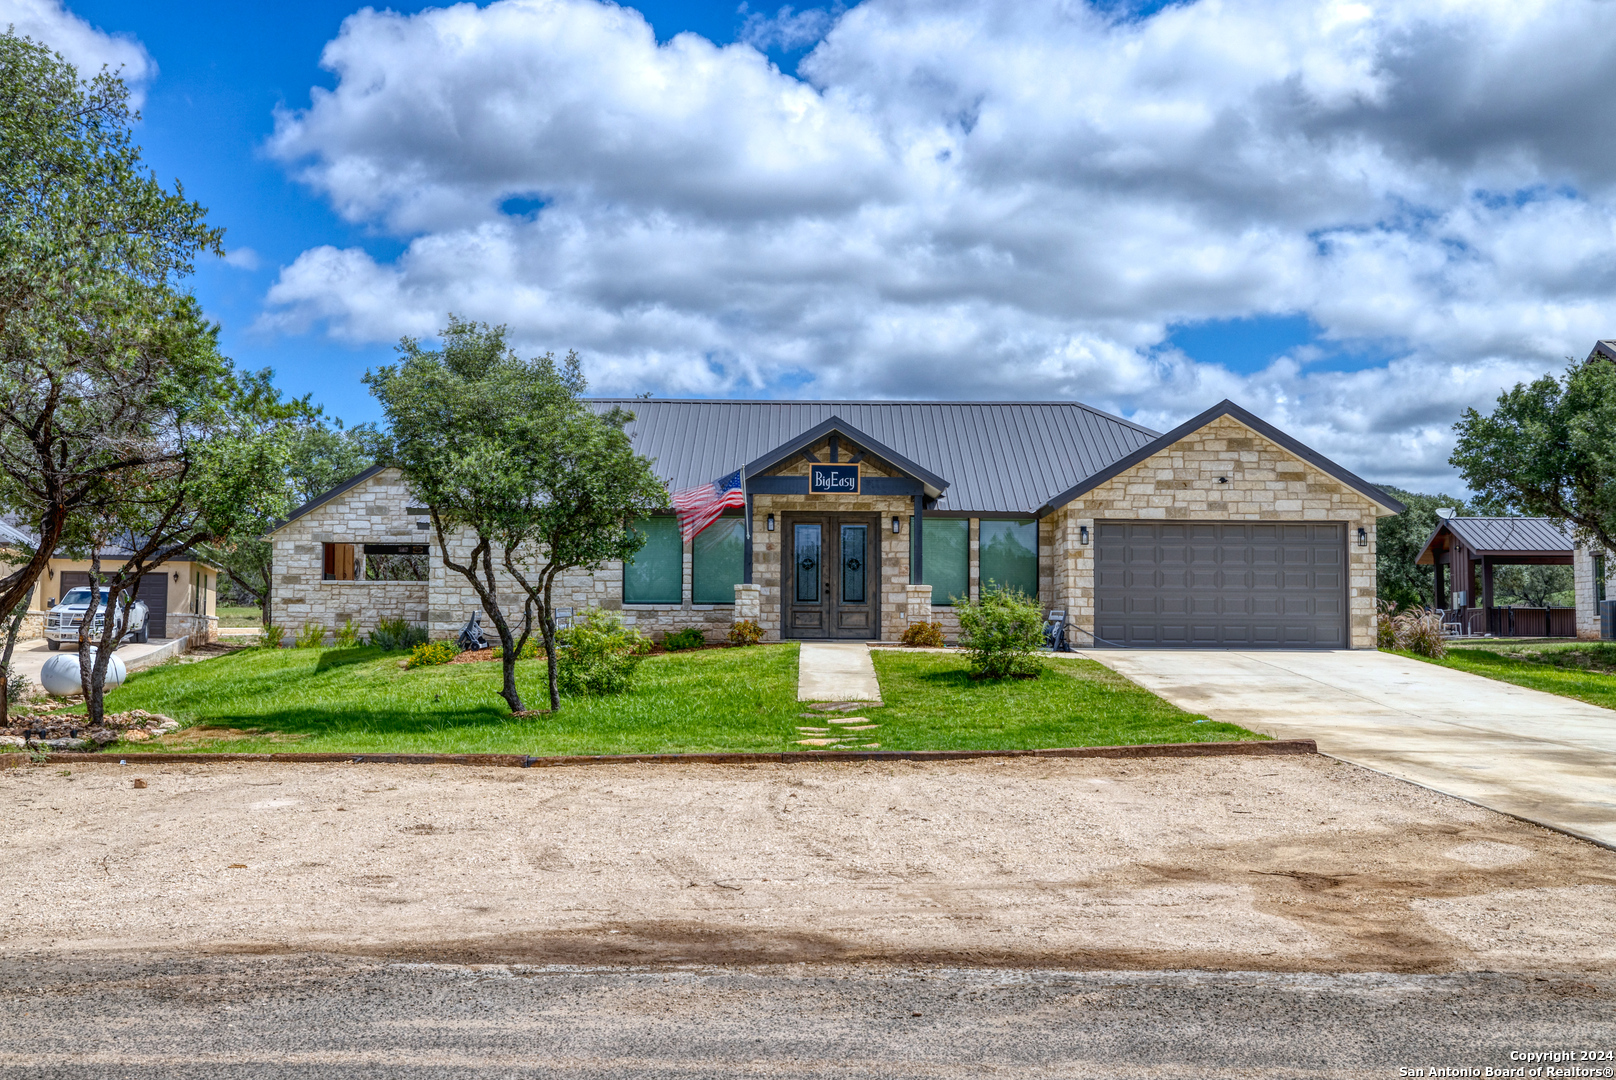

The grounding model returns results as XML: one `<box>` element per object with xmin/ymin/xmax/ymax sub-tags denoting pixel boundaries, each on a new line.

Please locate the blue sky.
<box><xmin>67</xmin><ymin>0</ymin><xmax>780</xmax><ymax>426</ymax></box>
<box><xmin>15</xmin><ymin>0</ymin><xmax>1616</xmax><ymax>489</ymax></box>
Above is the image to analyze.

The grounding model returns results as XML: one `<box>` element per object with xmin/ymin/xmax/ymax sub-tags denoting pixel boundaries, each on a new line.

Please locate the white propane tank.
<box><xmin>39</xmin><ymin>650</ymin><xmax>127</xmax><ymax>697</ymax></box>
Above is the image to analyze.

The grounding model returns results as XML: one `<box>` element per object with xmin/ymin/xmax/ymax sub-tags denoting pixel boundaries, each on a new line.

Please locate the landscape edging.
<box><xmin>0</xmin><ymin>738</ymin><xmax>1314</xmax><ymax>769</ymax></box>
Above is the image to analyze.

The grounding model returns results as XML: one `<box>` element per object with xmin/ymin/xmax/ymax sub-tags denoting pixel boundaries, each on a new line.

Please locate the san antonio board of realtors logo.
<box><xmin>809</xmin><ymin>463</ymin><xmax>861</xmax><ymax>494</ymax></box>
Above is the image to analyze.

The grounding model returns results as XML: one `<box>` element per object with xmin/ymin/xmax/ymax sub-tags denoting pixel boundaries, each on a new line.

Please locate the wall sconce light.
<box><xmin>1357</xmin><ymin>527</ymin><xmax>1368</xmax><ymax>547</ymax></box>
<box><xmin>1079</xmin><ymin>525</ymin><xmax>1090</xmax><ymax>545</ymax></box>
<box><xmin>765</xmin><ymin>513</ymin><xmax>775</xmax><ymax>532</ymax></box>
<box><xmin>1216</xmin><ymin>476</ymin><xmax>1229</xmax><ymax>484</ymax></box>
<box><xmin>892</xmin><ymin>516</ymin><xmax>901</xmax><ymax>534</ymax></box>
<box><xmin>47</xmin><ymin>567</ymin><xmax>53</xmax><ymax>580</ymax></box>
<box><xmin>173</xmin><ymin>571</ymin><xmax>181</xmax><ymax>582</ymax></box>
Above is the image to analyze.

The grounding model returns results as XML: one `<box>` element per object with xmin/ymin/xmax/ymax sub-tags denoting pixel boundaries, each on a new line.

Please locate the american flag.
<box><xmin>671</xmin><ymin>469</ymin><xmax>746</xmax><ymax>542</ymax></box>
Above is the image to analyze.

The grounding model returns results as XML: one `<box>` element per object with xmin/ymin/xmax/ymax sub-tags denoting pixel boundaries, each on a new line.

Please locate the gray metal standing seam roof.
<box><xmin>1424</xmin><ymin>516</ymin><xmax>1574</xmax><ymax>557</ymax></box>
<box><xmin>586</xmin><ymin>399</ymin><xmax>1162</xmax><ymax>515</ymax></box>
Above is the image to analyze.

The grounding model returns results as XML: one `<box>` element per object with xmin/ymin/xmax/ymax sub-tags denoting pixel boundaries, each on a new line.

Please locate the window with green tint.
<box><xmin>623</xmin><ymin>516</ymin><xmax>682</xmax><ymax>604</ymax></box>
<box><xmin>979</xmin><ymin>519</ymin><xmax>1038</xmax><ymax>599</ymax></box>
<box><xmin>692</xmin><ymin>517</ymin><xmax>744</xmax><ymax>604</ymax></box>
<box><xmin>910</xmin><ymin>517</ymin><xmax>968</xmax><ymax>605</ymax></box>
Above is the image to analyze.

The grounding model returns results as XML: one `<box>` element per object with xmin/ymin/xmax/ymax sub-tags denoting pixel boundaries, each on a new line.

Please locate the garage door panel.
<box><xmin>1094</xmin><ymin>520</ymin><xmax>1347</xmax><ymax>648</ymax></box>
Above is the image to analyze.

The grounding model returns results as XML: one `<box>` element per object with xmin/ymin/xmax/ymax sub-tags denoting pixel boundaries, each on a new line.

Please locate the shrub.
<box><xmin>368</xmin><ymin>618</ymin><xmax>428</xmax><ymax>652</ymax></box>
<box><xmin>662</xmin><ymin>627</ymin><xmax>706</xmax><ymax>651</ymax></box>
<box><xmin>405</xmin><ymin>639</ymin><xmax>462</xmax><ymax>669</ymax></box>
<box><xmin>558</xmin><ymin>609</ymin><xmax>650</xmax><ymax>695</ymax></box>
<box><xmin>1378</xmin><ymin>600</ymin><xmax>1447</xmax><ymax>659</ymax></box>
<box><xmin>2</xmin><ymin>663</ymin><xmax>30</xmax><ymax>705</ymax></box>
<box><xmin>294</xmin><ymin>622</ymin><xmax>326</xmax><ymax>648</ymax></box>
<box><xmin>332</xmin><ymin>618</ymin><xmax>361</xmax><ymax>649</ymax></box>
<box><xmin>954</xmin><ymin>586</ymin><xmax>1044</xmax><ymax>679</ymax></box>
<box><xmin>727</xmin><ymin>619</ymin><xmax>765</xmax><ymax>646</ymax></box>
<box><xmin>901</xmin><ymin>621</ymin><xmax>945</xmax><ymax>648</ymax></box>
<box><xmin>492</xmin><ymin>638</ymin><xmax>540</xmax><ymax>660</ymax></box>
<box><xmin>260</xmin><ymin>624</ymin><xmax>286</xmax><ymax>649</ymax></box>
<box><xmin>1376</xmin><ymin>600</ymin><xmax>1398</xmax><ymax>650</ymax></box>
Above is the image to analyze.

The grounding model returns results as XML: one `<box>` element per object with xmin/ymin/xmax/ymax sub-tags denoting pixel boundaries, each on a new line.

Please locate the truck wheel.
<box><xmin>46</xmin><ymin>640</ymin><xmax>60</xmax><ymax>651</ymax></box>
<box><xmin>136</xmin><ymin>622</ymin><xmax>148</xmax><ymax>644</ymax></box>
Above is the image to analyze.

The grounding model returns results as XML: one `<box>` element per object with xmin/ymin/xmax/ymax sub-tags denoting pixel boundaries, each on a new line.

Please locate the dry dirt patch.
<box><xmin>2</xmin><ymin>754</ymin><xmax>1613</xmax><ymax>973</ymax></box>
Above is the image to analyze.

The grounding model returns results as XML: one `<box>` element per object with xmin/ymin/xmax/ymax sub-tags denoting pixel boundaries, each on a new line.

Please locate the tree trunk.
<box><xmin>433</xmin><ymin>516</ymin><xmax>528</xmax><ymax>714</ymax></box>
<box><xmin>1</xmin><ymin>582</ymin><xmax>38</xmax><ymax>673</ymax></box>
<box><xmin>542</xmin><ymin>573</ymin><xmax>560</xmax><ymax>713</ymax></box>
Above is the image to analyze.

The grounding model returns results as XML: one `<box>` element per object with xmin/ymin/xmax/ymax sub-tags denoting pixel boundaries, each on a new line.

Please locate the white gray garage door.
<box><xmin>1094</xmin><ymin>521</ymin><xmax>1347</xmax><ymax>648</ymax></box>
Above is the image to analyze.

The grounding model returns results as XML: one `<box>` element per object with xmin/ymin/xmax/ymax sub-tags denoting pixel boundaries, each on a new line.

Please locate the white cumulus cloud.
<box><xmin>262</xmin><ymin>0</ymin><xmax>1616</xmax><ymax>488</ymax></box>
<box><xmin>0</xmin><ymin>0</ymin><xmax>154</xmax><ymax>100</ymax></box>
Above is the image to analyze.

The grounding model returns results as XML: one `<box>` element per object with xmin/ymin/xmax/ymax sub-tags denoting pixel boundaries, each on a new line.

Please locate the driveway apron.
<box><xmin>1082</xmin><ymin>648</ymin><xmax>1616</xmax><ymax>850</ymax></box>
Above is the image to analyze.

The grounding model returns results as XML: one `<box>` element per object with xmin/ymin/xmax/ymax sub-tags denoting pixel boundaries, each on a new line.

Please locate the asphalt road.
<box><xmin>2</xmin><ymin>953</ymin><xmax>1612</xmax><ymax>1078</ymax></box>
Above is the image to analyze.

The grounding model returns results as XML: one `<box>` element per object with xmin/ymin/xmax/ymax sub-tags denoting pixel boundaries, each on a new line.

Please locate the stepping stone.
<box><xmin>795</xmin><ymin>738</ymin><xmax>840</xmax><ymax>746</ymax></box>
<box><xmin>837</xmin><ymin>724</ymin><xmax>880</xmax><ymax>731</ymax></box>
<box><xmin>826</xmin><ymin>717</ymin><xmax>873</xmax><ymax>725</ymax></box>
<box><xmin>795</xmin><ymin>727</ymin><xmax>831</xmax><ymax>734</ymax></box>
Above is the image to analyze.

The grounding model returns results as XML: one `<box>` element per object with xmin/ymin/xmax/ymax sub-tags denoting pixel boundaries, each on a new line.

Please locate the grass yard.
<box><xmin>1407</xmin><ymin>640</ymin><xmax>1616</xmax><ymax>711</ymax></box>
<box><xmin>47</xmin><ymin>642</ymin><xmax>1254</xmax><ymax>755</ymax></box>
<box><xmin>215</xmin><ymin>605</ymin><xmax>263</xmax><ymax>628</ymax></box>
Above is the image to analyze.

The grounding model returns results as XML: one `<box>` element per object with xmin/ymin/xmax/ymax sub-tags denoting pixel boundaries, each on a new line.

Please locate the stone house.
<box><xmin>268</xmin><ymin>398</ymin><xmax>1403</xmax><ymax>649</ymax></box>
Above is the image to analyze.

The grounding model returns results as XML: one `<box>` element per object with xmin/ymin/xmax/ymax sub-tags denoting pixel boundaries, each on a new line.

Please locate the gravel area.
<box><xmin>3</xmin><ymin>754</ymin><xmax>1614</xmax><ymax>974</ymax></box>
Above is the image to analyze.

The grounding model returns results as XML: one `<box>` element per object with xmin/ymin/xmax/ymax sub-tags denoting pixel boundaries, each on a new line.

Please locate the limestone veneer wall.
<box><xmin>1050</xmin><ymin>414</ymin><xmax>1385</xmax><ymax>650</ymax></box>
<box><xmin>270</xmin><ymin>468</ymin><xmax>430</xmax><ymax>639</ymax></box>
<box><xmin>1572</xmin><ymin>544</ymin><xmax>1615</xmax><ymax>639</ymax></box>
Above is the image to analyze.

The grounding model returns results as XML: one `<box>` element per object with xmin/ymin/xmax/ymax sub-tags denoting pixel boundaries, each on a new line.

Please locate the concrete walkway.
<box><xmin>797</xmin><ymin>642</ymin><xmax>882</xmax><ymax>702</ymax></box>
<box><xmin>6</xmin><ymin>637</ymin><xmax>187</xmax><ymax>696</ymax></box>
<box><xmin>1083</xmin><ymin>648</ymin><xmax>1616</xmax><ymax>849</ymax></box>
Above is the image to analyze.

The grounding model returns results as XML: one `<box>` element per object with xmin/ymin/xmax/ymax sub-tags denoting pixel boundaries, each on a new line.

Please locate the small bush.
<box><xmin>2</xmin><ymin>663</ymin><xmax>30</xmax><ymax>705</ymax></box>
<box><xmin>901</xmin><ymin>621</ymin><xmax>945</xmax><ymax>648</ymax></box>
<box><xmin>260</xmin><ymin>624</ymin><xmax>286</xmax><ymax>649</ymax></box>
<box><xmin>955</xmin><ymin>585</ymin><xmax>1044</xmax><ymax>679</ymax></box>
<box><xmin>727</xmin><ymin>619</ymin><xmax>765</xmax><ymax>646</ymax></box>
<box><xmin>662</xmin><ymin>627</ymin><xmax>706</xmax><ymax>651</ymax></box>
<box><xmin>332</xmin><ymin>618</ymin><xmax>361</xmax><ymax>649</ymax></box>
<box><xmin>492</xmin><ymin>638</ymin><xmax>540</xmax><ymax>660</ymax></box>
<box><xmin>294</xmin><ymin>622</ymin><xmax>326</xmax><ymax>648</ymax></box>
<box><xmin>1378</xmin><ymin>600</ymin><xmax>1447</xmax><ymax>659</ymax></box>
<box><xmin>1376</xmin><ymin>601</ymin><xmax>1397</xmax><ymax>650</ymax></box>
<box><xmin>405</xmin><ymin>639</ymin><xmax>462</xmax><ymax>669</ymax></box>
<box><xmin>368</xmin><ymin>618</ymin><xmax>428</xmax><ymax>651</ymax></box>
<box><xmin>558</xmin><ymin>609</ymin><xmax>650</xmax><ymax>695</ymax></box>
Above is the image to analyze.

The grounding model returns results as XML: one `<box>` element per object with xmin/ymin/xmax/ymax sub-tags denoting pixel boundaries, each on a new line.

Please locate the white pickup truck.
<box><xmin>43</xmin><ymin>586</ymin><xmax>150</xmax><ymax>651</ymax></box>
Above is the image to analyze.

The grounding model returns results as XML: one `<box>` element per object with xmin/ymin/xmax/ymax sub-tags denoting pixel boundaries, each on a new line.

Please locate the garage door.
<box><xmin>1094</xmin><ymin>521</ymin><xmax>1347</xmax><ymax>648</ymax></box>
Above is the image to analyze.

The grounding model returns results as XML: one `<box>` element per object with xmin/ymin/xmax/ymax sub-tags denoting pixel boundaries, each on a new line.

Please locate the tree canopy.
<box><xmin>1451</xmin><ymin>358</ymin><xmax>1616</xmax><ymax>553</ymax></box>
<box><xmin>0</xmin><ymin>32</ymin><xmax>223</xmax><ymax>615</ymax></box>
<box><xmin>366</xmin><ymin>317</ymin><xmax>665</xmax><ymax>714</ymax></box>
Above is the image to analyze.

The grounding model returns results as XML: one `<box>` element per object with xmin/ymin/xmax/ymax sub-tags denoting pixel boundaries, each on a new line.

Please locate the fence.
<box><xmin>1441</xmin><ymin>607</ymin><xmax>1576</xmax><ymax>638</ymax></box>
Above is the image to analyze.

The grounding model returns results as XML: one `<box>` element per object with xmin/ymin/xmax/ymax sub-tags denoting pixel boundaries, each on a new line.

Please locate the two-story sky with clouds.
<box><xmin>9</xmin><ymin>0</ymin><xmax>1616</xmax><ymax>492</ymax></box>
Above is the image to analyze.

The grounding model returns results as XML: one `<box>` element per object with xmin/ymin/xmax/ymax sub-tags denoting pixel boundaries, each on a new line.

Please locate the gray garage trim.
<box><xmin>1094</xmin><ymin>520</ymin><xmax>1348</xmax><ymax>648</ymax></box>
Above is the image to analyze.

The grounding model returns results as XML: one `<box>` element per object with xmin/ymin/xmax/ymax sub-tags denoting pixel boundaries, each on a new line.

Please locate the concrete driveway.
<box><xmin>1082</xmin><ymin>648</ymin><xmax>1616</xmax><ymax>850</ymax></box>
<box><xmin>6</xmin><ymin>636</ymin><xmax>185</xmax><ymax>696</ymax></box>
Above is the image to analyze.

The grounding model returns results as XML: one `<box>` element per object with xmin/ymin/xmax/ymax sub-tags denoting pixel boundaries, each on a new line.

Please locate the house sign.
<box><xmin>809</xmin><ymin>463</ymin><xmax>861</xmax><ymax>494</ymax></box>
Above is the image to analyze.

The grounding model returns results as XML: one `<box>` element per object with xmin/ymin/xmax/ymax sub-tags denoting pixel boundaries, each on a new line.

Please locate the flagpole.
<box><xmin>742</xmin><ymin>465</ymin><xmax>750</xmax><ymax>541</ymax></box>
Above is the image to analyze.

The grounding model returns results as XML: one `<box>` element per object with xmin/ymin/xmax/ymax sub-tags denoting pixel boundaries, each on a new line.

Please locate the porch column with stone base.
<box><xmin>734</xmin><ymin>583</ymin><xmax>762</xmax><ymax>622</ymax></box>
<box><xmin>905</xmin><ymin>584</ymin><xmax>933</xmax><ymax>626</ymax></box>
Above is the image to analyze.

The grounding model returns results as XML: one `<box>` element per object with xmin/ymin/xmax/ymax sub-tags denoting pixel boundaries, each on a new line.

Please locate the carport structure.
<box><xmin>1416</xmin><ymin>516</ymin><xmax>1575</xmax><ymax>636</ymax></box>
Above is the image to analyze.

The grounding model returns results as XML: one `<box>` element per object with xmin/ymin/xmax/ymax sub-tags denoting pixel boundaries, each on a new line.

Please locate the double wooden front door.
<box><xmin>783</xmin><ymin>514</ymin><xmax>880</xmax><ymax>639</ymax></box>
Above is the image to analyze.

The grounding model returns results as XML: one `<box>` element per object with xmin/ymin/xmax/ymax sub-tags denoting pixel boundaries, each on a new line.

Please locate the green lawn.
<box><xmin>42</xmin><ymin>642</ymin><xmax>1254</xmax><ymax>756</ymax></box>
<box><xmin>1407</xmin><ymin>641</ymin><xmax>1616</xmax><ymax>711</ymax></box>
<box><xmin>216</xmin><ymin>605</ymin><xmax>263</xmax><ymax>628</ymax></box>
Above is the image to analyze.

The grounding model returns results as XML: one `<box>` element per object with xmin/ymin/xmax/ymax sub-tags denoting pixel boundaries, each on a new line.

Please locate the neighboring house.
<box><xmin>7</xmin><ymin>544</ymin><xmax>221</xmax><ymax>642</ymax></box>
<box><xmin>270</xmin><ymin>398</ymin><xmax>1403</xmax><ymax>649</ymax></box>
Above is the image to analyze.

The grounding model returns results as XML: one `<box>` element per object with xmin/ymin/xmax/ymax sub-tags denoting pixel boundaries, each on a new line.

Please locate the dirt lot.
<box><xmin>3</xmin><ymin>754</ymin><xmax>1615</xmax><ymax>973</ymax></box>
